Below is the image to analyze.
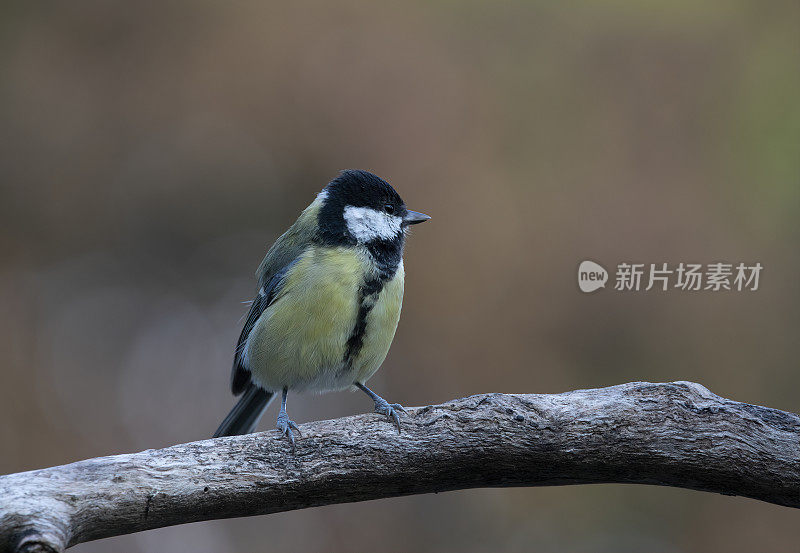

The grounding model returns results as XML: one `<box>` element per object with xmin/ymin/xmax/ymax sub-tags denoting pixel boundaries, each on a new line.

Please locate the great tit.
<box><xmin>213</xmin><ymin>169</ymin><xmax>430</xmax><ymax>443</ymax></box>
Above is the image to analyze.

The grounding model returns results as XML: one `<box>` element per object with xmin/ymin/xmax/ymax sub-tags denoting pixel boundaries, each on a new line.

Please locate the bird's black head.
<box><xmin>317</xmin><ymin>170</ymin><xmax>429</xmax><ymax>254</ymax></box>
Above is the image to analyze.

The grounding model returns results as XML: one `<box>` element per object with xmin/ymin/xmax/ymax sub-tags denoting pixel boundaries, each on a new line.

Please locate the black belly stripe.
<box><xmin>343</xmin><ymin>266</ymin><xmax>396</xmax><ymax>367</ymax></box>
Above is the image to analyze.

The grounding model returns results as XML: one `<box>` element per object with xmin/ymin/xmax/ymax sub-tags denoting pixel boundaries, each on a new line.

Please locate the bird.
<box><xmin>213</xmin><ymin>169</ymin><xmax>430</xmax><ymax>444</ymax></box>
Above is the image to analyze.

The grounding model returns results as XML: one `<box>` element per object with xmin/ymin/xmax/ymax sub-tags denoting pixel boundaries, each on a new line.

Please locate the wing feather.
<box><xmin>230</xmin><ymin>192</ymin><xmax>322</xmax><ymax>395</ymax></box>
<box><xmin>231</xmin><ymin>259</ymin><xmax>300</xmax><ymax>394</ymax></box>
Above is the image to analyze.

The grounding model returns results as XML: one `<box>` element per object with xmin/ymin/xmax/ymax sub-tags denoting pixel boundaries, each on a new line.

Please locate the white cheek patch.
<box><xmin>343</xmin><ymin>205</ymin><xmax>402</xmax><ymax>242</ymax></box>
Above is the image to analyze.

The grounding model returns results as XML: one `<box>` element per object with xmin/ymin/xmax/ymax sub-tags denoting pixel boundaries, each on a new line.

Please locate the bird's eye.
<box><xmin>383</xmin><ymin>204</ymin><xmax>395</xmax><ymax>214</ymax></box>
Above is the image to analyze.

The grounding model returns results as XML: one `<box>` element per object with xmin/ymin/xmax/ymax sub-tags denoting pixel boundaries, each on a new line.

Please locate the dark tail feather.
<box><xmin>213</xmin><ymin>385</ymin><xmax>274</xmax><ymax>438</ymax></box>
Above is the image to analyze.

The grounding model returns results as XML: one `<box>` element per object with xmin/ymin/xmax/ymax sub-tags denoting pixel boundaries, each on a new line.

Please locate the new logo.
<box><xmin>578</xmin><ymin>260</ymin><xmax>608</xmax><ymax>293</ymax></box>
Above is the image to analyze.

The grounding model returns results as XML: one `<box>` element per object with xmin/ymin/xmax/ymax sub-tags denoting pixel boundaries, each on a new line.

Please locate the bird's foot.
<box><xmin>276</xmin><ymin>411</ymin><xmax>301</xmax><ymax>445</ymax></box>
<box><xmin>373</xmin><ymin>398</ymin><xmax>407</xmax><ymax>433</ymax></box>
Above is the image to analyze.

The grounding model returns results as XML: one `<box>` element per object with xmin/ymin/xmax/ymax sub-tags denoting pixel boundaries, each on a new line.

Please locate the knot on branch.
<box><xmin>1</xmin><ymin>513</ymin><xmax>70</xmax><ymax>553</ymax></box>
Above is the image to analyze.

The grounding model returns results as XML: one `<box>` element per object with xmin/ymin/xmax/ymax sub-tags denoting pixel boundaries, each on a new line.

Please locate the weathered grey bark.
<box><xmin>1</xmin><ymin>381</ymin><xmax>798</xmax><ymax>552</ymax></box>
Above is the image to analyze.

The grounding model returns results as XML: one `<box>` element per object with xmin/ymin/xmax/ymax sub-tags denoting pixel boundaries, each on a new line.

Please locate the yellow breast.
<box><xmin>351</xmin><ymin>262</ymin><xmax>404</xmax><ymax>382</ymax></box>
<box><xmin>244</xmin><ymin>246</ymin><xmax>404</xmax><ymax>392</ymax></box>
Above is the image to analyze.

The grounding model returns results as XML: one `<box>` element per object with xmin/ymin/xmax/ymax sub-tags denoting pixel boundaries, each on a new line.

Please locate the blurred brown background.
<box><xmin>1</xmin><ymin>1</ymin><xmax>799</xmax><ymax>552</ymax></box>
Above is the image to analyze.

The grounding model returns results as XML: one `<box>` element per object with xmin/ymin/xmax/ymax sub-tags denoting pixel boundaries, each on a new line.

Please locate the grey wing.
<box><xmin>256</xmin><ymin>213</ymin><xmax>316</xmax><ymax>289</ymax></box>
<box><xmin>231</xmin><ymin>205</ymin><xmax>317</xmax><ymax>394</ymax></box>
<box><xmin>230</xmin><ymin>259</ymin><xmax>298</xmax><ymax>395</ymax></box>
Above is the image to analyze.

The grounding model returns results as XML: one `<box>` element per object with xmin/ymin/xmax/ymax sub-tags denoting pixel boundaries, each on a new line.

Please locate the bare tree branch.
<box><xmin>1</xmin><ymin>381</ymin><xmax>798</xmax><ymax>552</ymax></box>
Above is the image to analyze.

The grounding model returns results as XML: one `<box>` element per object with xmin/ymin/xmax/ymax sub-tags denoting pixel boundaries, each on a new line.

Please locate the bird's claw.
<box><xmin>374</xmin><ymin>398</ymin><xmax>407</xmax><ymax>433</ymax></box>
<box><xmin>276</xmin><ymin>412</ymin><xmax>301</xmax><ymax>445</ymax></box>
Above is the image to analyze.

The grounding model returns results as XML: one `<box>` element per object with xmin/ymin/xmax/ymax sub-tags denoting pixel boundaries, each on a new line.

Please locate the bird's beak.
<box><xmin>402</xmin><ymin>210</ymin><xmax>431</xmax><ymax>226</ymax></box>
